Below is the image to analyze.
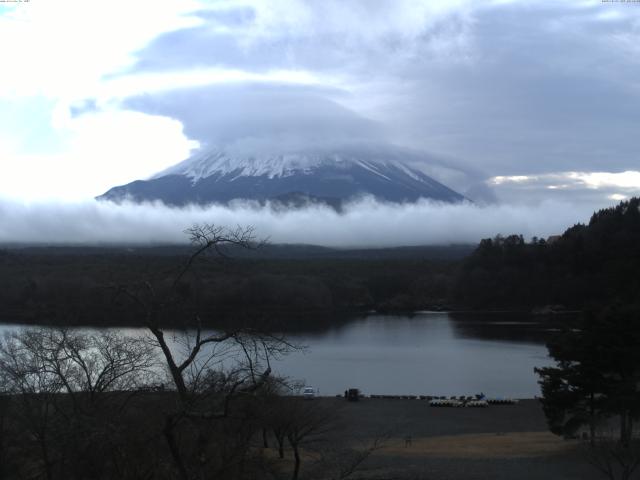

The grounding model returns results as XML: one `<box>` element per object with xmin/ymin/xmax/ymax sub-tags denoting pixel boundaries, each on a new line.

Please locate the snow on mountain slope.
<box><xmin>98</xmin><ymin>146</ymin><xmax>467</xmax><ymax>207</ymax></box>
<box><xmin>154</xmin><ymin>150</ymin><xmax>324</xmax><ymax>181</ymax></box>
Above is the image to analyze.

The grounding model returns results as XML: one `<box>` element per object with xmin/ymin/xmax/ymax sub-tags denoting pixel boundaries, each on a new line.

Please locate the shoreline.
<box><xmin>317</xmin><ymin>395</ymin><xmax>536</xmax><ymax>400</ymax></box>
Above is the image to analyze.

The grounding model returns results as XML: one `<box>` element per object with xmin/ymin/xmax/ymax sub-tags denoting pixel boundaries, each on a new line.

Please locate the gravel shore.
<box><xmin>316</xmin><ymin>398</ymin><xmax>601</xmax><ymax>480</ymax></box>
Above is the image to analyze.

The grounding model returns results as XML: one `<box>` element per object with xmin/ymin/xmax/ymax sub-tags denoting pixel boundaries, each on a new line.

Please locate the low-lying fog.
<box><xmin>0</xmin><ymin>197</ymin><xmax>599</xmax><ymax>247</ymax></box>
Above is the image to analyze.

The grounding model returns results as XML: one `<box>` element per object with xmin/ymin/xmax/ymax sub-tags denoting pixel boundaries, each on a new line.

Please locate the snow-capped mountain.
<box><xmin>97</xmin><ymin>147</ymin><xmax>466</xmax><ymax>207</ymax></box>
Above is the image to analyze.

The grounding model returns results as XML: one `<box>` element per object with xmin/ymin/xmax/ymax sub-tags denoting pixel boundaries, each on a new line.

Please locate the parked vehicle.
<box><xmin>346</xmin><ymin>388</ymin><xmax>360</xmax><ymax>402</ymax></box>
<box><xmin>303</xmin><ymin>386</ymin><xmax>316</xmax><ymax>399</ymax></box>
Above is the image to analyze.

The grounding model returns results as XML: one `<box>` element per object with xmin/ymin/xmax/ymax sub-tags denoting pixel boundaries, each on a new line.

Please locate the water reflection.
<box><xmin>0</xmin><ymin>312</ymin><xmax>555</xmax><ymax>398</ymax></box>
<box><xmin>448</xmin><ymin>311</ymin><xmax>564</xmax><ymax>345</ymax></box>
<box><xmin>273</xmin><ymin>312</ymin><xmax>553</xmax><ymax>398</ymax></box>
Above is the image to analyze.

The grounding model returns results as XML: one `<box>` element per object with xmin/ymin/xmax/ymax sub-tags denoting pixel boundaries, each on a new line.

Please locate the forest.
<box><xmin>1</xmin><ymin>198</ymin><xmax>639</xmax><ymax>330</ymax></box>
<box><xmin>454</xmin><ymin>197</ymin><xmax>640</xmax><ymax>311</ymax></box>
<box><xmin>0</xmin><ymin>244</ymin><xmax>465</xmax><ymax>330</ymax></box>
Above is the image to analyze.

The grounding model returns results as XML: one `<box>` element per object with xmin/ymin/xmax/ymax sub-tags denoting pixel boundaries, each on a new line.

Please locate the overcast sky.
<box><xmin>1</xmin><ymin>0</ymin><xmax>639</xmax><ymax>244</ymax></box>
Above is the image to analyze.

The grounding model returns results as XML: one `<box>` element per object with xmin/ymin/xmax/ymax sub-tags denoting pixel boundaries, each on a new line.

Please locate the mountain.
<box><xmin>97</xmin><ymin>147</ymin><xmax>466</xmax><ymax>207</ymax></box>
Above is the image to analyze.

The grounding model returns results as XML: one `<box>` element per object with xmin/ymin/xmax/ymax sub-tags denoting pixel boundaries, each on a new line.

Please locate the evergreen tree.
<box><xmin>536</xmin><ymin>306</ymin><xmax>640</xmax><ymax>444</ymax></box>
<box><xmin>535</xmin><ymin>312</ymin><xmax>609</xmax><ymax>442</ymax></box>
<box><xmin>456</xmin><ymin>197</ymin><xmax>640</xmax><ymax>309</ymax></box>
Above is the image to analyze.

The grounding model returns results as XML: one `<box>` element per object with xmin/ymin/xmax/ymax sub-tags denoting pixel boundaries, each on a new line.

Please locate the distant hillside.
<box><xmin>454</xmin><ymin>197</ymin><xmax>640</xmax><ymax>309</ymax></box>
<box><xmin>3</xmin><ymin>243</ymin><xmax>474</xmax><ymax>261</ymax></box>
<box><xmin>0</xmin><ymin>243</ymin><xmax>469</xmax><ymax>328</ymax></box>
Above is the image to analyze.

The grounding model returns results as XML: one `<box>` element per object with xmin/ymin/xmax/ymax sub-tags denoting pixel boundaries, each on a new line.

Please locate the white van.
<box><xmin>302</xmin><ymin>386</ymin><xmax>316</xmax><ymax>399</ymax></box>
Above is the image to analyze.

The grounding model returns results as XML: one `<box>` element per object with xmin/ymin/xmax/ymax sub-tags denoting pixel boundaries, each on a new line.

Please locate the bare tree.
<box><xmin>280</xmin><ymin>398</ymin><xmax>336</xmax><ymax>480</ymax></box>
<box><xmin>1</xmin><ymin>329</ymin><xmax>156</xmax><ymax>409</ymax></box>
<box><xmin>115</xmin><ymin>225</ymin><xmax>271</xmax><ymax>400</ymax></box>
<box><xmin>0</xmin><ymin>331</ymin><xmax>63</xmax><ymax>480</ymax></box>
<box><xmin>0</xmin><ymin>394</ymin><xmax>9</xmax><ymax>479</ymax></box>
<box><xmin>275</xmin><ymin>397</ymin><xmax>386</xmax><ymax>480</ymax></box>
<box><xmin>114</xmin><ymin>224</ymin><xmax>297</xmax><ymax>480</ymax></box>
<box><xmin>261</xmin><ymin>378</ymin><xmax>302</xmax><ymax>459</ymax></box>
<box><xmin>0</xmin><ymin>328</ymin><xmax>158</xmax><ymax>480</ymax></box>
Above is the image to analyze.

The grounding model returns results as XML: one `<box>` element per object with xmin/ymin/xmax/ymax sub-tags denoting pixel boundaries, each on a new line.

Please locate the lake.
<box><xmin>0</xmin><ymin>312</ymin><xmax>557</xmax><ymax>398</ymax></box>
<box><xmin>272</xmin><ymin>312</ymin><xmax>555</xmax><ymax>398</ymax></box>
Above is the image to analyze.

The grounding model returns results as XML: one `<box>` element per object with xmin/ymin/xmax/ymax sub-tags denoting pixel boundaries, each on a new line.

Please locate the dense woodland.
<box><xmin>0</xmin><ymin>246</ymin><xmax>465</xmax><ymax>329</ymax></box>
<box><xmin>454</xmin><ymin>197</ymin><xmax>640</xmax><ymax>311</ymax></box>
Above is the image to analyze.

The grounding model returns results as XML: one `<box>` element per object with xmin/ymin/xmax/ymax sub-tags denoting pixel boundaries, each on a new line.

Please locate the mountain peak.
<box><xmin>155</xmin><ymin>149</ymin><xmax>338</xmax><ymax>183</ymax></box>
<box><xmin>98</xmin><ymin>145</ymin><xmax>467</xmax><ymax>207</ymax></box>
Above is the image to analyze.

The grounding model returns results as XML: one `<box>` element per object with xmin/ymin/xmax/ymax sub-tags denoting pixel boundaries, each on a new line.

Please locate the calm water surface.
<box><xmin>0</xmin><ymin>312</ymin><xmax>555</xmax><ymax>398</ymax></box>
<box><xmin>272</xmin><ymin>312</ymin><xmax>554</xmax><ymax>398</ymax></box>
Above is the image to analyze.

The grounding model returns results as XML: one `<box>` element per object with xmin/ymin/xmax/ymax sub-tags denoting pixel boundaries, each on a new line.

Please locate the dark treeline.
<box><xmin>4</xmin><ymin>243</ymin><xmax>474</xmax><ymax>261</ymax></box>
<box><xmin>454</xmin><ymin>197</ymin><xmax>640</xmax><ymax>310</ymax></box>
<box><xmin>0</xmin><ymin>247</ymin><xmax>465</xmax><ymax>329</ymax></box>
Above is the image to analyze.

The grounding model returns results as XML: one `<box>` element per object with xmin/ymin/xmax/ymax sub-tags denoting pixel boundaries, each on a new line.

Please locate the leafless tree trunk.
<box><xmin>276</xmin><ymin>434</ymin><xmax>285</xmax><ymax>459</ymax></box>
<box><xmin>290</xmin><ymin>439</ymin><xmax>301</xmax><ymax>480</ymax></box>
<box><xmin>163</xmin><ymin>413</ymin><xmax>190</xmax><ymax>480</ymax></box>
<box><xmin>281</xmin><ymin>398</ymin><xmax>336</xmax><ymax>480</ymax></box>
<box><xmin>114</xmin><ymin>224</ymin><xmax>297</xmax><ymax>480</ymax></box>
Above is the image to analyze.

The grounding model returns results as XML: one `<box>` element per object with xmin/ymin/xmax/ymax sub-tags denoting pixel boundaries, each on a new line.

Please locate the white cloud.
<box><xmin>0</xmin><ymin>1</ymin><xmax>206</xmax><ymax>201</ymax></box>
<box><xmin>609</xmin><ymin>193</ymin><xmax>627</xmax><ymax>201</ymax></box>
<box><xmin>489</xmin><ymin>170</ymin><xmax>640</xmax><ymax>190</ymax></box>
<box><xmin>569</xmin><ymin>171</ymin><xmax>640</xmax><ymax>189</ymax></box>
<box><xmin>0</xmin><ymin>197</ymin><xmax>603</xmax><ymax>247</ymax></box>
<box><xmin>94</xmin><ymin>68</ymin><xmax>336</xmax><ymax>105</ymax></box>
<box><xmin>232</xmin><ymin>0</ymin><xmax>476</xmax><ymax>43</ymax></box>
<box><xmin>491</xmin><ymin>175</ymin><xmax>531</xmax><ymax>185</ymax></box>
<box><xmin>0</xmin><ymin>110</ymin><xmax>197</xmax><ymax>201</ymax></box>
<box><xmin>0</xmin><ymin>0</ymin><xmax>202</xmax><ymax>100</ymax></box>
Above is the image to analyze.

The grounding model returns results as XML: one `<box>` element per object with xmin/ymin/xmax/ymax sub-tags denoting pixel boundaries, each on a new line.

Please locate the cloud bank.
<box><xmin>2</xmin><ymin>0</ymin><xmax>640</xmax><ymax>207</ymax></box>
<box><xmin>0</xmin><ymin>198</ymin><xmax>606</xmax><ymax>247</ymax></box>
<box><xmin>122</xmin><ymin>0</ymin><xmax>640</xmax><ymax>178</ymax></box>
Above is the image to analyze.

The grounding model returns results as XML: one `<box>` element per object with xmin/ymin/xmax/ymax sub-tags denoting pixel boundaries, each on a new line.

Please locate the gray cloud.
<box><xmin>124</xmin><ymin>84</ymin><xmax>386</xmax><ymax>149</ymax></box>
<box><xmin>0</xmin><ymin>197</ymin><xmax>609</xmax><ymax>247</ymax></box>
<box><xmin>111</xmin><ymin>1</ymin><xmax>640</xmax><ymax>185</ymax></box>
<box><xmin>390</xmin><ymin>4</ymin><xmax>640</xmax><ymax>176</ymax></box>
<box><xmin>126</xmin><ymin>1</ymin><xmax>476</xmax><ymax>75</ymax></box>
<box><xmin>123</xmin><ymin>84</ymin><xmax>488</xmax><ymax>195</ymax></box>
